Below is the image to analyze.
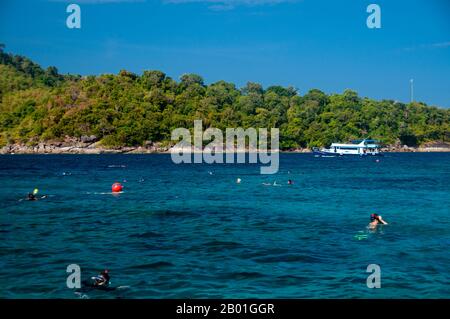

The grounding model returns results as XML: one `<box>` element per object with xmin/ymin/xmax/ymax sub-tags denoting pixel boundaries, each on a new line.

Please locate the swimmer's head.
<box><xmin>370</xmin><ymin>213</ymin><xmax>380</xmax><ymax>221</ymax></box>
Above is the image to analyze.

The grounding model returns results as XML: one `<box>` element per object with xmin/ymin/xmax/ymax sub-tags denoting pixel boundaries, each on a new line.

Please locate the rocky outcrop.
<box><xmin>381</xmin><ymin>141</ymin><xmax>450</xmax><ymax>153</ymax></box>
<box><xmin>80</xmin><ymin>135</ymin><xmax>99</xmax><ymax>143</ymax></box>
<box><xmin>417</xmin><ymin>141</ymin><xmax>450</xmax><ymax>152</ymax></box>
<box><xmin>0</xmin><ymin>139</ymin><xmax>170</xmax><ymax>154</ymax></box>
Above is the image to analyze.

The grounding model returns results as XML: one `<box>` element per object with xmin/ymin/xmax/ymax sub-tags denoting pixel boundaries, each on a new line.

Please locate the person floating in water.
<box><xmin>26</xmin><ymin>189</ymin><xmax>47</xmax><ymax>201</ymax></box>
<box><xmin>287</xmin><ymin>179</ymin><xmax>293</xmax><ymax>185</ymax></box>
<box><xmin>369</xmin><ymin>213</ymin><xmax>388</xmax><ymax>229</ymax></box>
<box><xmin>92</xmin><ymin>270</ymin><xmax>110</xmax><ymax>287</ymax></box>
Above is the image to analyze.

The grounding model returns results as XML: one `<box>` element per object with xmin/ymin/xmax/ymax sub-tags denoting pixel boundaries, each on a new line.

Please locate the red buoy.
<box><xmin>112</xmin><ymin>182</ymin><xmax>123</xmax><ymax>193</ymax></box>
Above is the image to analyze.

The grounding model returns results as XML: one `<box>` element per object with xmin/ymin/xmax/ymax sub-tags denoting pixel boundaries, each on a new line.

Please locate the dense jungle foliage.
<box><xmin>1</xmin><ymin>44</ymin><xmax>448</xmax><ymax>149</ymax></box>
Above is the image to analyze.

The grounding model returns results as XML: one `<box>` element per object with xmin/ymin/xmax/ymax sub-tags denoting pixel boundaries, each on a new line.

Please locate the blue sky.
<box><xmin>0</xmin><ymin>0</ymin><xmax>449</xmax><ymax>107</ymax></box>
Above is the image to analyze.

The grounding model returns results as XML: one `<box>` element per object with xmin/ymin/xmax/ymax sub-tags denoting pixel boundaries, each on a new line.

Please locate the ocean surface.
<box><xmin>0</xmin><ymin>153</ymin><xmax>449</xmax><ymax>299</ymax></box>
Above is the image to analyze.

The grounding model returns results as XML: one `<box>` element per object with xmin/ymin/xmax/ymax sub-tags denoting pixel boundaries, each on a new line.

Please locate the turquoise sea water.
<box><xmin>0</xmin><ymin>153</ymin><xmax>449</xmax><ymax>298</ymax></box>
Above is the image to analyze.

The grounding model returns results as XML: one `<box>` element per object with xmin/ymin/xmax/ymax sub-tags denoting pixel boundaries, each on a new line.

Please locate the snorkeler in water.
<box><xmin>25</xmin><ymin>189</ymin><xmax>47</xmax><ymax>201</ymax></box>
<box><xmin>92</xmin><ymin>270</ymin><xmax>110</xmax><ymax>287</ymax></box>
<box><xmin>368</xmin><ymin>213</ymin><xmax>388</xmax><ymax>229</ymax></box>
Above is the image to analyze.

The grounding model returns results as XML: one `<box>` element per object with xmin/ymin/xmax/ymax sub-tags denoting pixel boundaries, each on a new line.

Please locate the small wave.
<box><xmin>28</xmin><ymin>251</ymin><xmax>52</xmax><ymax>258</ymax></box>
<box><xmin>0</xmin><ymin>247</ymin><xmax>28</xmax><ymax>257</ymax></box>
<box><xmin>203</xmin><ymin>240</ymin><xmax>243</xmax><ymax>252</ymax></box>
<box><xmin>274</xmin><ymin>274</ymin><xmax>311</xmax><ymax>285</ymax></box>
<box><xmin>75</xmin><ymin>292</ymin><xmax>90</xmax><ymax>299</ymax></box>
<box><xmin>262</xmin><ymin>182</ymin><xmax>284</xmax><ymax>187</ymax></box>
<box><xmin>204</xmin><ymin>240</ymin><xmax>243</xmax><ymax>247</ymax></box>
<box><xmin>253</xmin><ymin>253</ymin><xmax>322</xmax><ymax>264</ymax></box>
<box><xmin>116</xmin><ymin>285</ymin><xmax>131</xmax><ymax>290</ymax></box>
<box><xmin>129</xmin><ymin>231</ymin><xmax>162</xmax><ymax>239</ymax></box>
<box><xmin>128</xmin><ymin>261</ymin><xmax>174</xmax><ymax>269</ymax></box>
<box><xmin>220</xmin><ymin>271</ymin><xmax>267</xmax><ymax>280</ymax></box>
<box><xmin>85</xmin><ymin>191</ymin><xmax>124</xmax><ymax>195</ymax></box>
<box><xmin>151</xmin><ymin>210</ymin><xmax>197</xmax><ymax>218</ymax></box>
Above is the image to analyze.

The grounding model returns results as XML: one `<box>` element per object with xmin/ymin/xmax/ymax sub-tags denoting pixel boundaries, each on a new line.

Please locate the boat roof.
<box><xmin>330</xmin><ymin>139</ymin><xmax>380</xmax><ymax>147</ymax></box>
<box><xmin>330</xmin><ymin>143</ymin><xmax>379</xmax><ymax>148</ymax></box>
<box><xmin>351</xmin><ymin>139</ymin><xmax>379</xmax><ymax>144</ymax></box>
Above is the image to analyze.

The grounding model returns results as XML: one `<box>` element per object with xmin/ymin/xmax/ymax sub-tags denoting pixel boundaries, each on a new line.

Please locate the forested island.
<box><xmin>0</xmin><ymin>44</ymin><xmax>449</xmax><ymax>154</ymax></box>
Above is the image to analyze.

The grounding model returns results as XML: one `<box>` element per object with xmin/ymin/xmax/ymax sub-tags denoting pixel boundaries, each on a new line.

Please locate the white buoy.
<box><xmin>236</xmin><ymin>178</ymin><xmax>241</xmax><ymax>184</ymax></box>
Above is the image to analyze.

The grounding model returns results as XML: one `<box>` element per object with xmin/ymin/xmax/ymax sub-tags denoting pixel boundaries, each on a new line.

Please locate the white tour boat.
<box><xmin>312</xmin><ymin>139</ymin><xmax>382</xmax><ymax>157</ymax></box>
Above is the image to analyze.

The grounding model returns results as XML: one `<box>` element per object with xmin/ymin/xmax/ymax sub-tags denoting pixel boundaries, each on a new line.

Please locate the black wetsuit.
<box><xmin>101</xmin><ymin>273</ymin><xmax>110</xmax><ymax>285</ymax></box>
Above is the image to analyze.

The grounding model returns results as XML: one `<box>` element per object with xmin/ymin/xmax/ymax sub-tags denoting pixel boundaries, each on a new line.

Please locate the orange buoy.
<box><xmin>112</xmin><ymin>182</ymin><xmax>123</xmax><ymax>193</ymax></box>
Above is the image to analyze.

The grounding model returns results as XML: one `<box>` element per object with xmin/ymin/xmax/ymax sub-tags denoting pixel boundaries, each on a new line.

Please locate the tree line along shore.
<box><xmin>1</xmin><ymin>44</ymin><xmax>449</xmax><ymax>154</ymax></box>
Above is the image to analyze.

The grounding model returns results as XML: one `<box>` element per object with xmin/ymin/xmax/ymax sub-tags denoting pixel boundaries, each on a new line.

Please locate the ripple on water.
<box><xmin>127</xmin><ymin>261</ymin><xmax>174</xmax><ymax>270</ymax></box>
<box><xmin>202</xmin><ymin>240</ymin><xmax>244</xmax><ymax>252</ymax></box>
<box><xmin>129</xmin><ymin>231</ymin><xmax>163</xmax><ymax>239</ymax></box>
<box><xmin>253</xmin><ymin>253</ymin><xmax>324</xmax><ymax>264</ymax></box>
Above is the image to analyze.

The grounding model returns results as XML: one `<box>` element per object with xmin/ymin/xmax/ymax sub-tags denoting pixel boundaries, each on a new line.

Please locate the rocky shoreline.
<box><xmin>1</xmin><ymin>141</ymin><xmax>449</xmax><ymax>154</ymax></box>
<box><xmin>0</xmin><ymin>142</ymin><xmax>171</xmax><ymax>155</ymax></box>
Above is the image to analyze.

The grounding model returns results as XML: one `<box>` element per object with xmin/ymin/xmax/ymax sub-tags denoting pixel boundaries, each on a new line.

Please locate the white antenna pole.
<box><xmin>410</xmin><ymin>79</ymin><xmax>414</xmax><ymax>102</ymax></box>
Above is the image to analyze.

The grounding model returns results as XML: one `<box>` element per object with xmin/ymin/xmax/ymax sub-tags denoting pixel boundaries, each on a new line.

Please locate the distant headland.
<box><xmin>1</xmin><ymin>44</ymin><xmax>449</xmax><ymax>154</ymax></box>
